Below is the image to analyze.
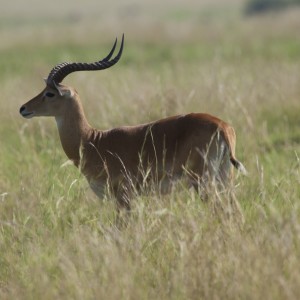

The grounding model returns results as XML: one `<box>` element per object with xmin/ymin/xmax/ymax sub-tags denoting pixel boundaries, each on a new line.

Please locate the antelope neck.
<box><xmin>55</xmin><ymin>100</ymin><xmax>92</xmax><ymax>167</ymax></box>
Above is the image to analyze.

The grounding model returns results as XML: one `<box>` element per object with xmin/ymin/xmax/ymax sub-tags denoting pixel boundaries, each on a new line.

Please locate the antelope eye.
<box><xmin>45</xmin><ymin>92</ymin><xmax>55</xmax><ymax>98</ymax></box>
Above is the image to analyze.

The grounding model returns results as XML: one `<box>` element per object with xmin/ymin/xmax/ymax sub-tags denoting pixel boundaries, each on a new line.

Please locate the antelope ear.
<box><xmin>44</xmin><ymin>79</ymin><xmax>64</xmax><ymax>96</ymax></box>
<box><xmin>52</xmin><ymin>81</ymin><xmax>64</xmax><ymax>96</ymax></box>
<box><xmin>62</xmin><ymin>88</ymin><xmax>74</xmax><ymax>98</ymax></box>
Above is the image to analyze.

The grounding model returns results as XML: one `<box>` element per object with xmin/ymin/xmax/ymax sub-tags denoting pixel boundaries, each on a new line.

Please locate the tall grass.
<box><xmin>1</xmin><ymin>1</ymin><xmax>300</xmax><ymax>299</ymax></box>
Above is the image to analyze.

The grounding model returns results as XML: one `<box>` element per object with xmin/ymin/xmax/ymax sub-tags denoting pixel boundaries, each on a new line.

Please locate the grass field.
<box><xmin>1</xmin><ymin>0</ymin><xmax>300</xmax><ymax>299</ymax></box>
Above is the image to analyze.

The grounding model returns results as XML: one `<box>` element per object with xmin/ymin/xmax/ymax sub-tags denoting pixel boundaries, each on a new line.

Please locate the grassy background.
<box><xmin>1</xmin><ymin>0</ymin><xmax>300</xmax><ymax>299</ymax></box>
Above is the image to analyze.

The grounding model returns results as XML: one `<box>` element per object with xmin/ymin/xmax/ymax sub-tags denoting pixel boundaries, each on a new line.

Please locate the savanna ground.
<box><xmin>0</xmin><ymin>0</ymin><xmax>300</xmax><ymax>299</ymax></box>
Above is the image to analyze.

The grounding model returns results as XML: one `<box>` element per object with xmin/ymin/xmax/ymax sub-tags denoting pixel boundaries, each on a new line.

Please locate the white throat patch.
<box><xmin>55</xmin><ymin>117</ymin><xmax>64</xmax><ymax>130</ymax></box>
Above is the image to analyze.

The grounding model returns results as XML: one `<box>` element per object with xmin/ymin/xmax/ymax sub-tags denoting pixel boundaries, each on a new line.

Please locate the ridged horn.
<box><xmin>46</xmin><ymin>34</ymin><xmax>124</xmax><ymax>87</ymax></box>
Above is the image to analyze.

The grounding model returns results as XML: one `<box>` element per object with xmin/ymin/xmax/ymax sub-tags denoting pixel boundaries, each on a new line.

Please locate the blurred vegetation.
<box><xmin>245</xmin><ymin>0</ymin><xmax>300</xmax><ymax>15</ymax></box>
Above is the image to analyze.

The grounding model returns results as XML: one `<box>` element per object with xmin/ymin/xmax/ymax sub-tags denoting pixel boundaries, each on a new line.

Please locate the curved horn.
<box><xmin>46</xmin><ymin>34</ymin><xmax>124</xmax><ymax>87</ymax></box>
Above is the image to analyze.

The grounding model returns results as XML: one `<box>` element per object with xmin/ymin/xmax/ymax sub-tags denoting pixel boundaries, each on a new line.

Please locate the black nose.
<box><xmin>19</xmin><ymin>106</ymin><xmax>25</xmax><ymax>114</ymax></box>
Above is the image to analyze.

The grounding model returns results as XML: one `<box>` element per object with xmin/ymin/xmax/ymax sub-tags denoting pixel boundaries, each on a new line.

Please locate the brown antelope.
<box><xmin>19</xmin><ymin>35</ymin><xmax>246</xmax><ymax>208</ymax></box>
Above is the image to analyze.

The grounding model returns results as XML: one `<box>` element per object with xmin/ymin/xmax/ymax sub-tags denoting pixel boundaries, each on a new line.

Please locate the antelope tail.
<box><xmin>230</xmin><ymin>157</ymin><xmax>248</xmax><ymax>175</ymax></box>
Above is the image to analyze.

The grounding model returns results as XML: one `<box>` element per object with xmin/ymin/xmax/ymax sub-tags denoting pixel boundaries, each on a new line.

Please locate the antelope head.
<box><xmin>19</xmin><ymin>35</ymin><xmax>124</xmax><ymax>119</ymax></box>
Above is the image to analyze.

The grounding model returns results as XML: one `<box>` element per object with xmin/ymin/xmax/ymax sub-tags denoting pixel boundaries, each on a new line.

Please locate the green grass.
<box><xmin>1</xmin><ymin>1</ymin><xmax>300</xmax><ymax>299</ymax></box>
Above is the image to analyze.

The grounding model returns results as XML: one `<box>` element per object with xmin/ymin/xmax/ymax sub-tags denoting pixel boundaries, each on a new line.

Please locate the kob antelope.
<box><xmin>20</xmin><ymin>35</ymin><xmax>246</xmax><ymax>208</ymax></box>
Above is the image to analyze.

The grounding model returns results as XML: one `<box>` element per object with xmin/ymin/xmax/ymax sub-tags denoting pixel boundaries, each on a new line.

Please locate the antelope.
<box><xmin>19</xmin><ymin>35</ymin><xmax>246</xmax><ymax>209</ymax></box>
